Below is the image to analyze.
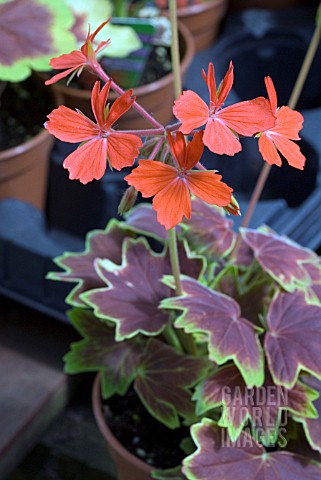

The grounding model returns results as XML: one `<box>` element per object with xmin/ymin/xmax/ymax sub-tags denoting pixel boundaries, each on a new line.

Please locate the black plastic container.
<box><xmin>45</xmin><ymin>141</ymin><xmax>131</xmax><ymax>238</ymax></box>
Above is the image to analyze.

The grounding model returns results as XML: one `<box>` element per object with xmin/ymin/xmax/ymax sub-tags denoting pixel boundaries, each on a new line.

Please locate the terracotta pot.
<box><xmin>92</xmin><ymin>374</ymin><xmax>153</xmax><ymax>480</ymax></box>
<box><xmin>0</xmin><ymin>128</ymin><xmax>54</xmax><ymax>211</ymax></box>
<box><xmin>41</xmin><ymin>22</ymin><xmax>194</xmax><ymax>130</ymax></box>
<box><xmin>176</xmin><ymin>0</ymin><xmax>229</xmax><ymax>52</ymax></box>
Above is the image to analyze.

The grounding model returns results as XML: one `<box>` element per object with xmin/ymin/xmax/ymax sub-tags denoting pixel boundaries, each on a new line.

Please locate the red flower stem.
<box><xmin>166</xmin><ymin>122</ymin><xmax>182</xmax><ymax>132</ymax></box>
<box><xmin>149</xmin><ymin>137</ymin><xmax>165</xmax><ymax>160</ymax></box>
<box><xmin>92</xmin><ymin>62</ymin><xmax>165</xmax><ymax>130</ymax></box>
<box><xmin>116</xmin><ymin>128</ymin><xmax>165</xmax><ymax>136</ymax></box>
<box><xmin>195</xmin><ymin>161</ymin><xmax>206</xmax><ymax>170</ymax></box>
<box><xmin>232</xmin><ymin>5</ymin><xmax>321</xmax><ymax>258</ymax></box>
<box><xmin>166</xmin><ymin>124</ymin><xmax>200</xmax><ymax>137</ymax></box>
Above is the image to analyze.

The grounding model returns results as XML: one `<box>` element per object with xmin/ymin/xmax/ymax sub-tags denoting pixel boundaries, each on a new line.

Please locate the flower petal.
<box><xmin>90</xmin><ymin>18</ymin><xmax>111</xmax><ymax>43</ymax></box>
<box><xmin>82</xmin><ymin>20</ymin><xmax>111</xmax><ymax>60</ymax></box>
<box><xmin>203</xmin><ymin>118</ymin><xmax>241</xmax><ymax>156</ymax></box>
<box><xmin>202</xmin><ymin>62</ymin><xmax>217</xmax><ymax>105</ymax></box>
<box><xmin>264</xmin><ymin>76</ymin><xmax>278</xmax><ymax>112</ymax></box>
<box><xmin>153</xmin><ymin>178</ymin><xmax>191</xmax><ymax>230</ymax></box>
<box><xmin>218</xmin><ymin>98</ymin><xmax>275</xmax><ymax>136</ymax></box>
<box><xmin>270</xmin><ymin>133</ymin><xmax>306</xmax><ymax>170</ymax></box>
<box><xmin>107</xmin><ymin>133</ymin><xmax>142</xmax><ymax>170</ymax></box>
<box><xmin>217</xmin><ymin>61</ymin><xmax>234</xmax><ymax>106</ymax></box>
<box><xmin>187</xmin><ymin>171</ymin><xmax>232</xmax><ymax>206</ymax></box>
<box><xmin>106</xmin><ymin>90</ymin><xmax>136</xmax><ymax>128</ymax></box>
<box><xmin>167</xmin><ymin>131</ymin><xmax>187</xmax><ymax>169</ymax></box>
<box><xmin>49</xmin><ymin>50</ymin><xmax>86</xmax><ymax>71</ymax></box>
<box><xmin>173</xmin><ymin>90</ymin><xmax>208</xmax><ymax>134</ymax></box>
<box><xmin>45</xmin><ymin>106</ymin><xmax>98</xmax><ymax>143</ymax></box>
<box><xmin>258</xmin><ymin>133</ymin><xmax>282</xmax><ymax>167</ymax></box>
<box><xmin>125</xmin><ymin>160</ymin><xmax>193</xmax><ymax>229</ymax></box>
<box><xmin>45</xmin><ymin>66</ymin><xmax>82</xmax><ymax>86</ymax></box>
<box><xmin>91</xmin><ymin>80</ymin><xmax>111</xmax><ymax>127</ymax></box>
<box><xmin>274</xmin><ymin>106</ymin><xmax>304</xmax><ymax>140</ymax></box>
<box><xmin>63</xmin><ymin>138</ymin><xmax>107</xmax><ymax>184</ymax></box>
<box><xmin>185</xmin><ymin>130</ymin><xmax>204</xmax><ymax>170</ymax></box>
<box><xmin>95</xmin><ymin>39</ymin><xmax>111</xmax><ymax>56</ymax></box>
<box><xmin>125</xmin><ymin>160</ymin><xmax>178</xmax><ymax>197</ymax></box>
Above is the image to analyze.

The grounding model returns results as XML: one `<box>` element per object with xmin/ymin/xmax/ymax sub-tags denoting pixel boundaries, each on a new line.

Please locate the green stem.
<box><xmin>167</xmin><ymin>0</ymin><xmax>183</xmax><ymax>300</ymax></box>
<box><xmin>232</xmin><ymin>5</ymin><xmax>321</xmax><ymax>256</ymax></box>
<box><xmin>288</xmin><ymin>4</ymin><xmax>321</xmax><ymax>110</ymax></box>
<box><xmin>168</xmin><ymin>0</ymin><xmax>182</xmax><ymax>99</ymax></box>
<box><xmin>166</xmin><ymin>1</ymin><xmax>197</xmax><ymax>356</ymax></box>
<box><xmin>168</xmin><ymin>228</ymin><xmax>197</xmax><ymax>356</ymax></box>
<box><xmin>232</xmin><ymin>162</ymin><xmax>271</xmax><ymax>257</ymax></box>
<box><xmin>168</xmin><ymin>228</ymin><xmax>183</xmax><ymax>296</ymax></box>
<box><xmin>167</xmin><ymin>0</ymin><xmax>184</xmax><ymax>301</ymax></box>
<box><xmin>113</xmin><ymin>0</ymin><xmax>128</xmax><ymax>17</ymax></box>
<box><xmin>163</xmin><ymin>321</ymin><xmax>184</xmax><ymax>353</ymax></box>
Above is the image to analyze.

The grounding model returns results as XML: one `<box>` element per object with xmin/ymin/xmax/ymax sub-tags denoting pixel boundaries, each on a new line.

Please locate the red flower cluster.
<box><xmin>45</xmin><ymin>80</ymin><xmax>142</xmax><ymax>184</ymax></box>
<box><xmin>44</xmin><ymin>23</ymin><xmax>305</xmax><ymax>229</ymax></box>
<box><xmin>125</xmin><ymin>131</ymin><xmax>233</xmax><ymax>230</ymax></box>
<box><xmin>173</xmin><ymin>62</ymin><xmax>275</xmax><ymax>156</ymax></box>
<box><xmin>45</xmin><ymin>19</ymin><xmax>111</xmax><ymax>86</ymax></box>
<box><xmin>258</xmin><ymin>76</ymin><xmax>305</xmax><ymax>169</ymax></box>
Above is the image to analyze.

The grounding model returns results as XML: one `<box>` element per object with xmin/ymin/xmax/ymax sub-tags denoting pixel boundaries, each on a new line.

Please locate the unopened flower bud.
<box><xmin>118</xmin><ymin>186</ymin><xmax>138</xmax><ymax>215</ymax></box>
<box><xmin>224</xmin><ymin>195</ymin><xmax>241</xmax><ymax>216</ymax></box>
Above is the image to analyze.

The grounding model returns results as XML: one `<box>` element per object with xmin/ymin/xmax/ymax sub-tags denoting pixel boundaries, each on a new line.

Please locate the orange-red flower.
<box><xmin>258</xmin><ymin>76</ymin><xmax>305</xmax><ymax>169</ymax></box>
<box><xmin>45</xmin><ymin>80</ymin><xmax>142</xmax><ymax>184</ymax></box>
<box><xmin>173</xmin><ymin>62</ymin><xmax>275</xmax><ymax>156</ymax></box>
<box><xmin>124</xmin><ymin>131</ymin><xmax>233</xmax><ymax>230</ymax></box>
<box><xmin>45</xmin><ymin>19</ymin><xmax>111</xmax><ymax>86</ymax></box>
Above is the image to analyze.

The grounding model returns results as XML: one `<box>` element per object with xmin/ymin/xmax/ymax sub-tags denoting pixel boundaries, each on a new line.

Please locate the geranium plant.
<box><xmin>44</xmin><ymin>2</ymin><xmax>321</xmax><ymax>479</ymax></box>
<box><xmin>0</xmin><ymin>0</ymin><xmax>77</xmax><ymax>82</ymax></box>
<box><xmin>0</xmin><ymin>0</ymin><xmax>76</xmax><ymax>144</ymax></box>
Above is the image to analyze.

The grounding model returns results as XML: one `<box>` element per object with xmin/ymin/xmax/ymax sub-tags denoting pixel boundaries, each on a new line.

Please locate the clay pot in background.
<box><xmin>0</xmin><ymin>128</ymin><xmax>54</xmax><ymax>212</ymax></box>
<box><xmin>0</xmin><ymin>76</ymin><xmax>56</xmax><ymax>211</ymax></box>
<box><xmin>92</xmin><ymin>375</ymin><xmax>153</xmax><ymax>480</ymax></box>
<box><xmin>176</xmin><ymin>0</ymin><xmax>229</xmax><ymax>52</ymax></box>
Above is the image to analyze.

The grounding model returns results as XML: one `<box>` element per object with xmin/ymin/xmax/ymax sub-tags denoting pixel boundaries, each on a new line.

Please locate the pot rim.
<box><xmin>92</xmin><ymin>373</ymin><xmax>153</xmax><ymax>475</ymax></box>
<box><xmin>0</xmin><ymin>128</ymin><xmax>53</xmax><ymax>161</ymax></box>
<box><xmin>39</xmin><ymin>20</ymin><xmax>195</xmax><ymax>101</ymax></box>
<box><xmin>177</xmin><ymin>0</ymin><xmax>228</xmax><ymax>17</ymax></box>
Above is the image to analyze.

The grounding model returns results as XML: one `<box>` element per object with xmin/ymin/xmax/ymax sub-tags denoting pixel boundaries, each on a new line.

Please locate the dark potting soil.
<box><xmin>0</xmin><ymin>76</ymin><xmax>54</xmax><ymax>150</ymax></box>
<box><xmin>103</xmin><ymin>388</ymin><xmax>190</xmax><ymax>469</ymax></box>
<box><xmin>100</xmin><ymin>45</ymin><xmax>172</xmax><ymax>88</ymax></box>
<box><xmin>134</xmin><ymin>45</ymin><xmax>172</xmax><ymax>86</ymax></box>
